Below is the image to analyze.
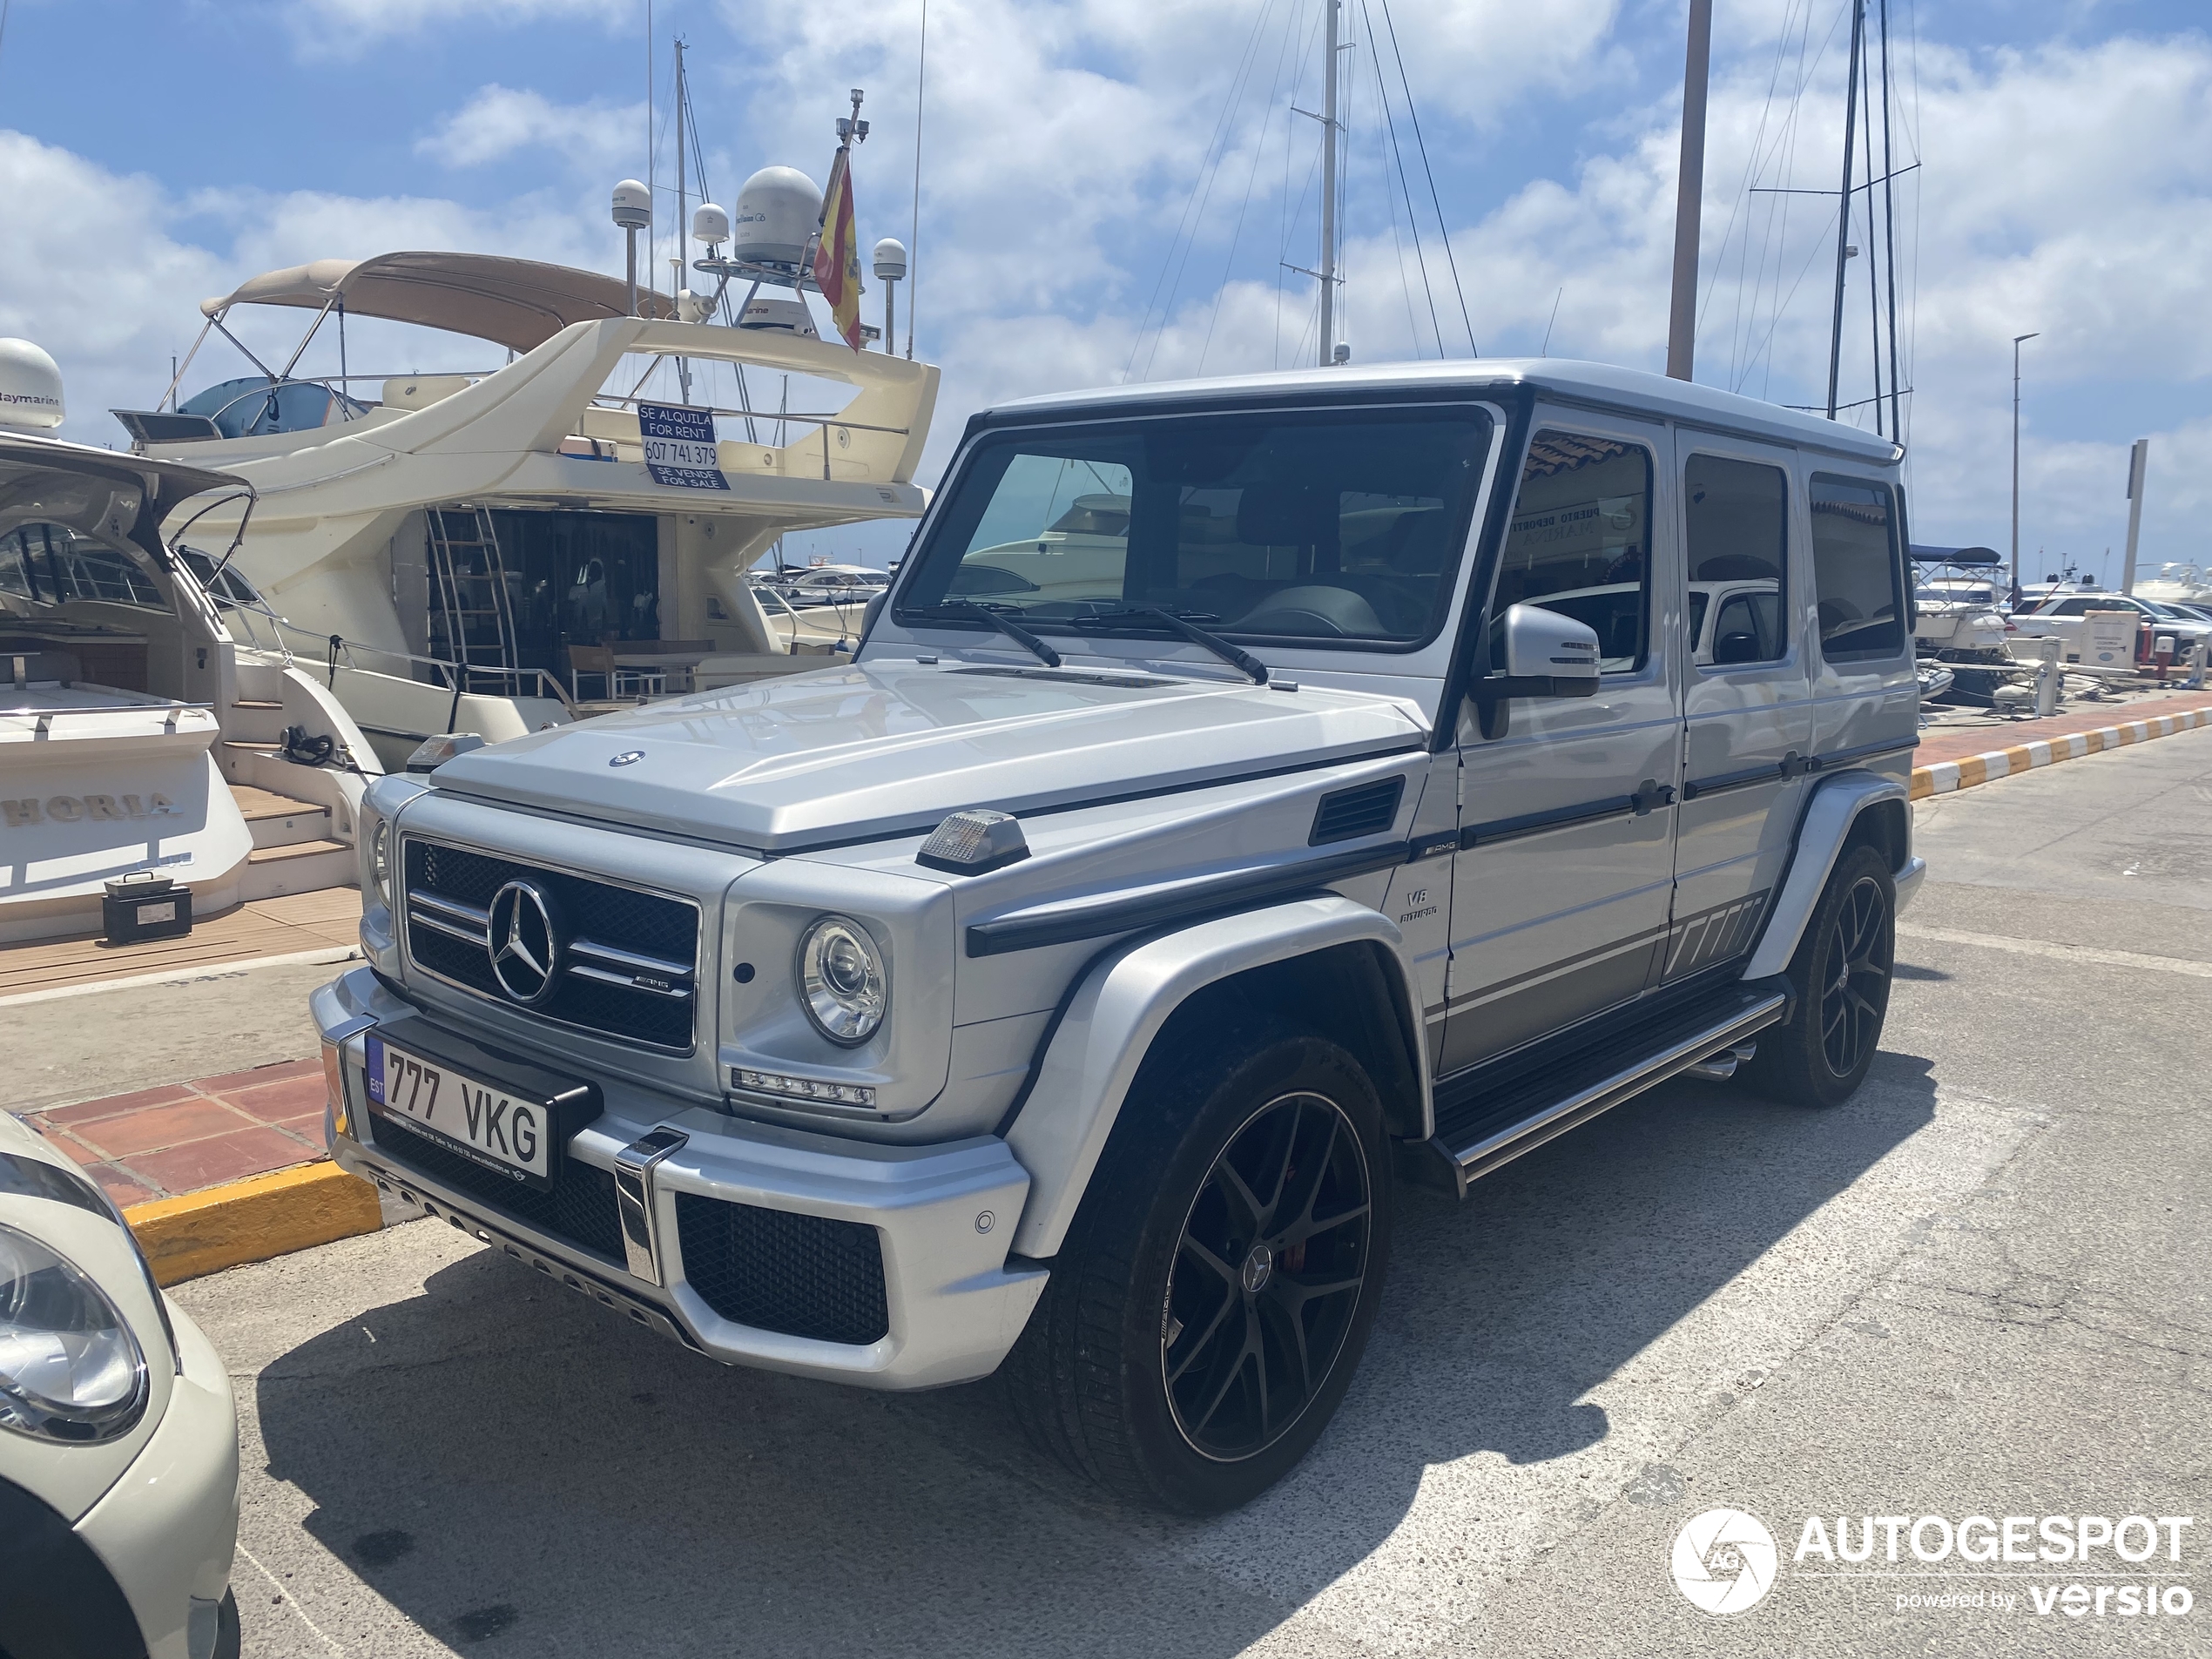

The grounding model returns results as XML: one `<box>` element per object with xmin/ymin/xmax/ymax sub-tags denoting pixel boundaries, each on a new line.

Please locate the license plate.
<box><xmin>366</xmin><ymin>1035</ymin><xmax>555</xmax><ymax>1184</ymax></box>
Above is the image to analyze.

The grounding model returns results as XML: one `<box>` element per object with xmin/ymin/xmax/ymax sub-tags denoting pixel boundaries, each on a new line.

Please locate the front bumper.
<box><xmin>314</xmin><ymin>967</ymin><xmax>1047</xmax><ymax>1390</ymax></box>
<box><xmin>75</xmin><ymin>1304</ymin><xmax>241</xmax><ymax>1659</ymax></box>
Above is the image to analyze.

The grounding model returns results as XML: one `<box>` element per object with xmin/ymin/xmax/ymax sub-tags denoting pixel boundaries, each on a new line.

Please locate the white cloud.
<box><xmin>281</xmin><ymin>0</ymin><xmax>611</xmax><ymax>57</ymax></box>
<box><xmin>416</xmin><ymin>84</ymin><xmax>647</xmax><ymax>177</ymax></box>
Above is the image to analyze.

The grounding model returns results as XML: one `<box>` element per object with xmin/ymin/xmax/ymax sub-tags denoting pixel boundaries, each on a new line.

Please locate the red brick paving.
<box><xmin>126</xmin><ymin>1127</ymin><xmax>319</xmax><ymax>1195</ymax></box>
<box><xmin>39</xmin><ymin>1083</ymin><xmax>199</xmax><ymax>1127</ymax></box>
<box><xmin>1915</xmin><ymin>690</ymin><xmax>2212</xmax><ymax>767</ymax></box>
<box><xmin>15</xmin><ymin>1055</ymin><xmax>329</xmax><ymax>1204</ymax></box>
<box><xmin>71</xmin><ymin>1097</ymin><xmax>259</xmax><ymax>1161</ymax></box>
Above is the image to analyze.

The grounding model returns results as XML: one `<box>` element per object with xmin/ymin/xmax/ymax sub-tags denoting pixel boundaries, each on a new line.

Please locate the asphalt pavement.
<box><xmin>174</xmin><ymin>725</ymin><xmax>2212</xmax><ymax>1657</ymax></box>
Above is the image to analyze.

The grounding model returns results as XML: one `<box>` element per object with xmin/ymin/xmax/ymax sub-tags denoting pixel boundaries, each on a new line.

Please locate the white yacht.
<box><xmin>2136</xmin><ymin>563</ymin><xmax>2212</xmax><ymax>605</ymax></box>
<box><xmin>114</xmin><ymin>240</ymin><xmax>939</xmax><ymax>771</ymax></box>
<box><xmin>2</xmin><ymin>341</ymin><xmax>361</xmax><ymax>943</ymax></box>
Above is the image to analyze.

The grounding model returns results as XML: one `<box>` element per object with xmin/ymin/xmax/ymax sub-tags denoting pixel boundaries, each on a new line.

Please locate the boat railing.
<box><xmin>205</xmin><ymin>587</ymin><xmax>579</xmax><ymax>720</ymax></box>
<box><xmin>1</xmin><ymin>702</ymin><xmax>215</xmax><ymax>738</ymax></box>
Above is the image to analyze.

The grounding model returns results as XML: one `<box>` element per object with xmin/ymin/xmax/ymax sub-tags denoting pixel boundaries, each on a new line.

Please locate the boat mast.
<box><xmin>1824</xmin><ymin>0</ymin><xmax>1864</xmax><ymax>420</ymax></box>
<box><xmin>1878</xmin><ymin>0</ymin><xmax>1904</xmax><ymax>441</ymax></box>
<box><xmin>674</xmin><ymin>38</ymin><xmax>693</xmax><ymax>407</ymax></box>
<box><xmin>1318</xmin><ymin>0</ymin><xmax>1341</xmax><ymax>367</ymax></box>
<box><xmin>1861</xmin><ymin>35</ymin><xmax>1882</xmax><ymax>436</ymax></box>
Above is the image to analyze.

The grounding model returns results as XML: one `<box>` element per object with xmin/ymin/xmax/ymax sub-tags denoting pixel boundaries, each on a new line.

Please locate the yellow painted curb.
<box><xmin>125</xmin><ymin>1159</ymin><xmax>381</xmax><ymax>1286</ymax></box>
<box><xmin>1911</xmin><ymin>704</ymin><xmax>2212</xmax><ymax>802</ymax></box>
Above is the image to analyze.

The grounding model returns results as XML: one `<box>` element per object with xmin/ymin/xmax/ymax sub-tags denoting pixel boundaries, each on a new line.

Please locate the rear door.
<box><xmin>1664</xmin><ymin>432</ymin><xmax>1812</xmax><ymax>981</ymax></box>
<box><xmin>1439</xmin><ymin>413</ymin><xmax>1684</xmax><ymax>1074</ymax></box>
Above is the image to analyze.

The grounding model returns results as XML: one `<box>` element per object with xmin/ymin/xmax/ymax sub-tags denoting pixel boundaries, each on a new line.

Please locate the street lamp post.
<box><xmin>2011</xmin><ymin>332</ymin><xmax>2039</xmax><ymax>603</ymax></box>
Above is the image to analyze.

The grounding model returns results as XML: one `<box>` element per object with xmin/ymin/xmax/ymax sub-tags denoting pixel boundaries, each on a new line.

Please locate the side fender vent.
<box><xmin>1309</xmin><ymin>776</ymin><xmax>1406</xmax><ymax>846</ymax></box>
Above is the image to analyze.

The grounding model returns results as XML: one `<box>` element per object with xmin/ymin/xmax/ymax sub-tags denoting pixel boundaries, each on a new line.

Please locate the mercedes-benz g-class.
<box><xmin>314</xmin><ymin>359</ymin><xmax>1923</xmax><ymax>1513</ymax></box>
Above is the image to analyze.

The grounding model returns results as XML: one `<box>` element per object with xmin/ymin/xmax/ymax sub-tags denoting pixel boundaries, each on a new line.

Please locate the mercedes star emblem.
<box><xmin>487</xmin><ymin>879</ymin><xmax>562</xmax><ymax>1005</ymax></box>
<box><xmin>610</xmin><ymin>750</ymin><xmax>644</xmax><ymax>767</ymax></box>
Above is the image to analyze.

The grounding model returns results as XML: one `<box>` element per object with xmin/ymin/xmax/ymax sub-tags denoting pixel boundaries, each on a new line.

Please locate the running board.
<box><xmin>1410</xmin><ymin>978</ymin><xmax>1791</xmax><ymax>1197</ymax></box>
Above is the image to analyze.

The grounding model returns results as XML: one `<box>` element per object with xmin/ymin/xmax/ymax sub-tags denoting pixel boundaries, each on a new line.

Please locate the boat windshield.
<box><xmin>894</xmin><ymin>406</ymin><xmax>1494</xmax><ymax>650</ymax></box>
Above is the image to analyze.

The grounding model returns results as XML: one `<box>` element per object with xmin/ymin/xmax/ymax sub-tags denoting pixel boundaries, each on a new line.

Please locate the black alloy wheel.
<box><xmin>1003</xmin><ymin>1016</ymin><xmax>1394</xmax><ymax>1513</ymax></box>
<box><xmin>1163</xmin><ymin>1090</ymin><xmax>1373</xmax><ymax>1461</ymax></box>
<box><xmin>1742</xmin><ymin>841</ymin><xmax>1896</xmax><ymax>1109</ymax></box>
<box><xmin>1818</xmin><ymin>873</ymin><xmax>1891</xmax><ymax>1079</ymax></box>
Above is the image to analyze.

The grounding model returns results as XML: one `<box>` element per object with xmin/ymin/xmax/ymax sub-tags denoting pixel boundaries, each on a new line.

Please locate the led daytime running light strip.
<box><xmin>732</xmin><ymin>1068</ymin><xmax>876</xmax><ymax>1108</ymax></box>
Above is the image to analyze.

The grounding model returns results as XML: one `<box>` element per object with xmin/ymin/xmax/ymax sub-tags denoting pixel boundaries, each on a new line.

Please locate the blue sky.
<box><xmin>3</xmin><ymin>0</ymin><xmax>2209</xmax><ymax>578</ymax></box>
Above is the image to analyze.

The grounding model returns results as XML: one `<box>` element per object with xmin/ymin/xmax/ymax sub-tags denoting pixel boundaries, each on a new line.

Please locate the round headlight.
<box><xmin>369</xmin><ymin>819</ymin><xmax>393</xmax><ymax>907</ymax></box>
<box><xmin>0</xmin><ymin>1224</ymin><xmax>148</xmax><ymax>1444</ymax></box>
<box><xmin>796</xmin><ymin>915</ymin><xmax>887</xmax><ymax>1045</ymax></box>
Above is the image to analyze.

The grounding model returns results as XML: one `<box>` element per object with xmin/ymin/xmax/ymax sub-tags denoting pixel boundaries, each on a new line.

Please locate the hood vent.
<box><xmin>1309</xmin><ymin>776</ymin><xmax>1405</xmax><ymax>846</ymax></box>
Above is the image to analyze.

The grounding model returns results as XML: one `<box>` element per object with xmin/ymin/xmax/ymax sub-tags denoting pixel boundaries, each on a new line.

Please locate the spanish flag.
<box><xmin>813</xmin><ymin>149</ymin><xmax>866</xmax><ymax>350</ymax></box>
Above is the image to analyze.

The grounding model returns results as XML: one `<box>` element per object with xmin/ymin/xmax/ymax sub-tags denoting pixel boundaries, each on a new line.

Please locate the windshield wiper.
<box><xmin>912</xmin><ymin>602</ymin><xmax>1062</xmax><ymax>668</ymax></box>
<box><xmin>1075</xmin><ymin>607</ymin><xmax>1268</xmax><ymax>685</ymax></box>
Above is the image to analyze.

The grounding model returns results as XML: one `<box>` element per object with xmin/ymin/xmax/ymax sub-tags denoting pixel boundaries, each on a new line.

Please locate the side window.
<box><xmin>1808</xmin><ymin>474</ymin><xmax>1905</xmax><ymax>661</ymax></box>
<box><xmin>1683</xmin><ymin>454</ymin><xmax>1788</xmax><ymax>665</ymax></box>
<box><xmin>1494</xmin><ymin>430</ymin><xmax>1654</xmax><ymax>672</ymax></box>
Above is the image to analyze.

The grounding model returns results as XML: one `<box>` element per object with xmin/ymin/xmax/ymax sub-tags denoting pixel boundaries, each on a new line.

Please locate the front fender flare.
<box><xmin>1004</xmin><ymin>894</ymin><xmax>1424</xmax><ymax>1260</ymax></box>
<box><xmin>1743</xmin><ymin>770</ymin><xmax>1910</xmax><ymax>980</ymax></box>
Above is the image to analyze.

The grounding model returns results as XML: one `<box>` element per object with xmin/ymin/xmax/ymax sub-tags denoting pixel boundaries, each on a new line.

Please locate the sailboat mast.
<box><xmin>1861</xmin><ymin>35</ymin><xmax>1883</xmax><ymax>436</ymax></box>
<box><xmin>1878</xmin><ymin>0</ymin><xmax>1904</xmax><ymax>441</ymax></box>
<box><xmin>1318</xmin><ymin>0</ymin><xmax>1340</xmax><ymax>367</ymax></box>
<box><xmin>674</xmin><ymin>40</ymin><xmax>693</xmax><ymax>405</ymax></box>
<box><xmin>1824</xmin><ymin>0</ymin><xmax>1865</xmax><ymax>420</ymax></box>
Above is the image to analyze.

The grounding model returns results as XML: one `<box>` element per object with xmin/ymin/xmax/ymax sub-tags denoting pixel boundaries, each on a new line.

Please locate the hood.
<box><xmin>430</xmin><ymin>661</ymin><xmax>1426</xmax><ymax>851</ymax></box>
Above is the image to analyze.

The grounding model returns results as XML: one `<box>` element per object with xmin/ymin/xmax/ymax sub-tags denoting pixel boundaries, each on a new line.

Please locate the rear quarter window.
<box><xmin>1808</xmin><ymin>474</ymin><xmax>1905</xmax><ymax>661</ymax></box>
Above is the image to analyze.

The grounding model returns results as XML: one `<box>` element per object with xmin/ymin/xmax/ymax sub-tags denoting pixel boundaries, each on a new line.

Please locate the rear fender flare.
<box><xmin>1004</xmin><ymin>894</ymin><xmax>1424</xmax><ymax>1260</ymax></box>
<box><xmin>1743</xmin><ymin>771</ymin><xmax>1911</xmax><ymax>980</ymax></box>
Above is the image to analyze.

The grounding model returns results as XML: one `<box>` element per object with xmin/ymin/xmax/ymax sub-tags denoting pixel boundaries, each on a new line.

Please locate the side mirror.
<box><xmin>1713</xmin><ymin>629</ymin><xmax>1763</xmax><ymax>665</ymax></box>
<box><xmin>1499</xmin><ymin>603</ymin><xmax>1602</xmax><ymax>691</ymax></box>
<box><xmin>1471</xmin><ymin>603</ymin><xmax>1602</xmax><ymax>739</ymax></box>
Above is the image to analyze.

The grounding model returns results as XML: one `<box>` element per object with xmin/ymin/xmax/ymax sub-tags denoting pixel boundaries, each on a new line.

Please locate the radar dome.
<box><xmin>872</xmin><ymin>238</ymin><xmax>908</xmax><ymax>280</ymax></box>
<box><xmin>735</xmin><ymin>296</ymin><xmax>819</xmax><ymax>339</ymax></box>
<box><xmin>731</xmin><ymin>167</ymin><xmax>822</xmax><ymax>267</ymax></box>
<box><xmin>0</xmin><ymin>339</ymin><xmax>65</xmax><ymax>431</ymax></box>
<box><xmin>611</xmin><ymin>179</ymin><xmax>652</xmax><ymax>230</ymax></box>
<box><xmin>692</xmin><ymin>202</ymin><xmax>731</xmax><ymax>246</ymax></box>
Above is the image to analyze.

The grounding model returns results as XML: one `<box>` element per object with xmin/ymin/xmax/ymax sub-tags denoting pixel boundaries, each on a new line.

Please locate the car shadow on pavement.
<box><xmin>253</xmin><ymin>1049</ymin><xmax>1938</xmax><ymax>1658</ymax></box>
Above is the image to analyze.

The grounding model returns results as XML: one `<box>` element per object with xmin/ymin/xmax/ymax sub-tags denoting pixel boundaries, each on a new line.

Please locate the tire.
<box><xmin>1004</xmin><ymin>1015</ymin><xmax>1393</xmax><ymax>1514</ymax></box>
<box><xmin>1743</xmin><ymin>842</ymin><xmax>1896</xmax><ymax>1108</ymax></box>
<box><xmin>214</xmin><ymin>1589</ymin><xmax>242</xmax><ymax>1659</ymax></box>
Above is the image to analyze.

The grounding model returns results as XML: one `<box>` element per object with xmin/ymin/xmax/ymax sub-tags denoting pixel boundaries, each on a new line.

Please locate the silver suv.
<box><xmin>314</xmin><ymin>360</ymin><xmax>1923</xmax><ymax>1513</ymax></box>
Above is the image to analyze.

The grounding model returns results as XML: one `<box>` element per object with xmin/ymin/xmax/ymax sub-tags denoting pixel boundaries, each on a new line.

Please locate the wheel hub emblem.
<box><xmin>1240</xmin><ymin>1244</ymin><xmax>1275</xmax><ymax>1294</ymax></box>
<box><xmin>487</xmin><ymin>880</ymin><xmax>562</xmax><ymax>1005</ymax></box>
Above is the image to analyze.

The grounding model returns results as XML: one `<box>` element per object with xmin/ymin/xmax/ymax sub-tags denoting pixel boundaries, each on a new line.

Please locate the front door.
<box><xmin>1664</xmin><ymin>432</ymin><xmax>1813</xmax><ymax>981</ymax></box>
<box><xmin>1439</xmin><ymin>415</ymin><xmax>1685</xmax><ymax>1076</ymax></box>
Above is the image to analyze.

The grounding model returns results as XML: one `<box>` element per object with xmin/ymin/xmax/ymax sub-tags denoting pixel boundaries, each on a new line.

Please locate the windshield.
<box><xmin>894</xmin><ymin>407</ymin><xmax>1494</xmax><ymax>648</ymax></box>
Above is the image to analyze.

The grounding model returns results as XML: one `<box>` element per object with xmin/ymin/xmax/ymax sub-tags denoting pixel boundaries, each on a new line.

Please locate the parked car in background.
<box><xmin>752</xmin><ymin>564</ymin><xmax>890</xmax><ymax>607</ymax></box>
<box><xmin>2010</xmin><ymin>590</ymin><xmax>2212</xmax><ymax>664</ymax></box>
<box><xmin>1</xmin><ymin>1112</ymin><xmax>240</xmax><ymax>1658</ymax></box>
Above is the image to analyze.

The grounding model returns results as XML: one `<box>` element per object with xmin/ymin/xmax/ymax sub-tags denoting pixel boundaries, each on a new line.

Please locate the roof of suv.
<box><xmin>979</xmin><ymin>357</ymin><xmax>1902</xmax><ymax>465</ymax></box>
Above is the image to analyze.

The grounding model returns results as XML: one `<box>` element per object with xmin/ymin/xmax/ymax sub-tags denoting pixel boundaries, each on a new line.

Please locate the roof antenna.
<box><xmin>1541</xmin><ymin>287</ymin><xmax>1563</xmax><ymax>356</ymax></box>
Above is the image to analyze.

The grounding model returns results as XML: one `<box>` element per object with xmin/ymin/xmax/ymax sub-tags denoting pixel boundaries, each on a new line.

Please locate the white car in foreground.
<box><xmin>0</xmin><ymin>1113</ymin><xmax>240</xmax><ymax>1659</ymax></box>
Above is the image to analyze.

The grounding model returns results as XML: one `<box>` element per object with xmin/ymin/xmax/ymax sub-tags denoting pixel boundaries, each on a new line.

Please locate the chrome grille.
<box><xmin>402</xmin><ymin>838</ymin><xmax>699</xmax><ymax>1052</ymax></box>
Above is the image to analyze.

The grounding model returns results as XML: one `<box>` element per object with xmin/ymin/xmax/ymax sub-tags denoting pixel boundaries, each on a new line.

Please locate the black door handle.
<box><xmin>1631</xmin><ymin>778</ymin><xmax>1677</xmax><ymax>816</ymax></box>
